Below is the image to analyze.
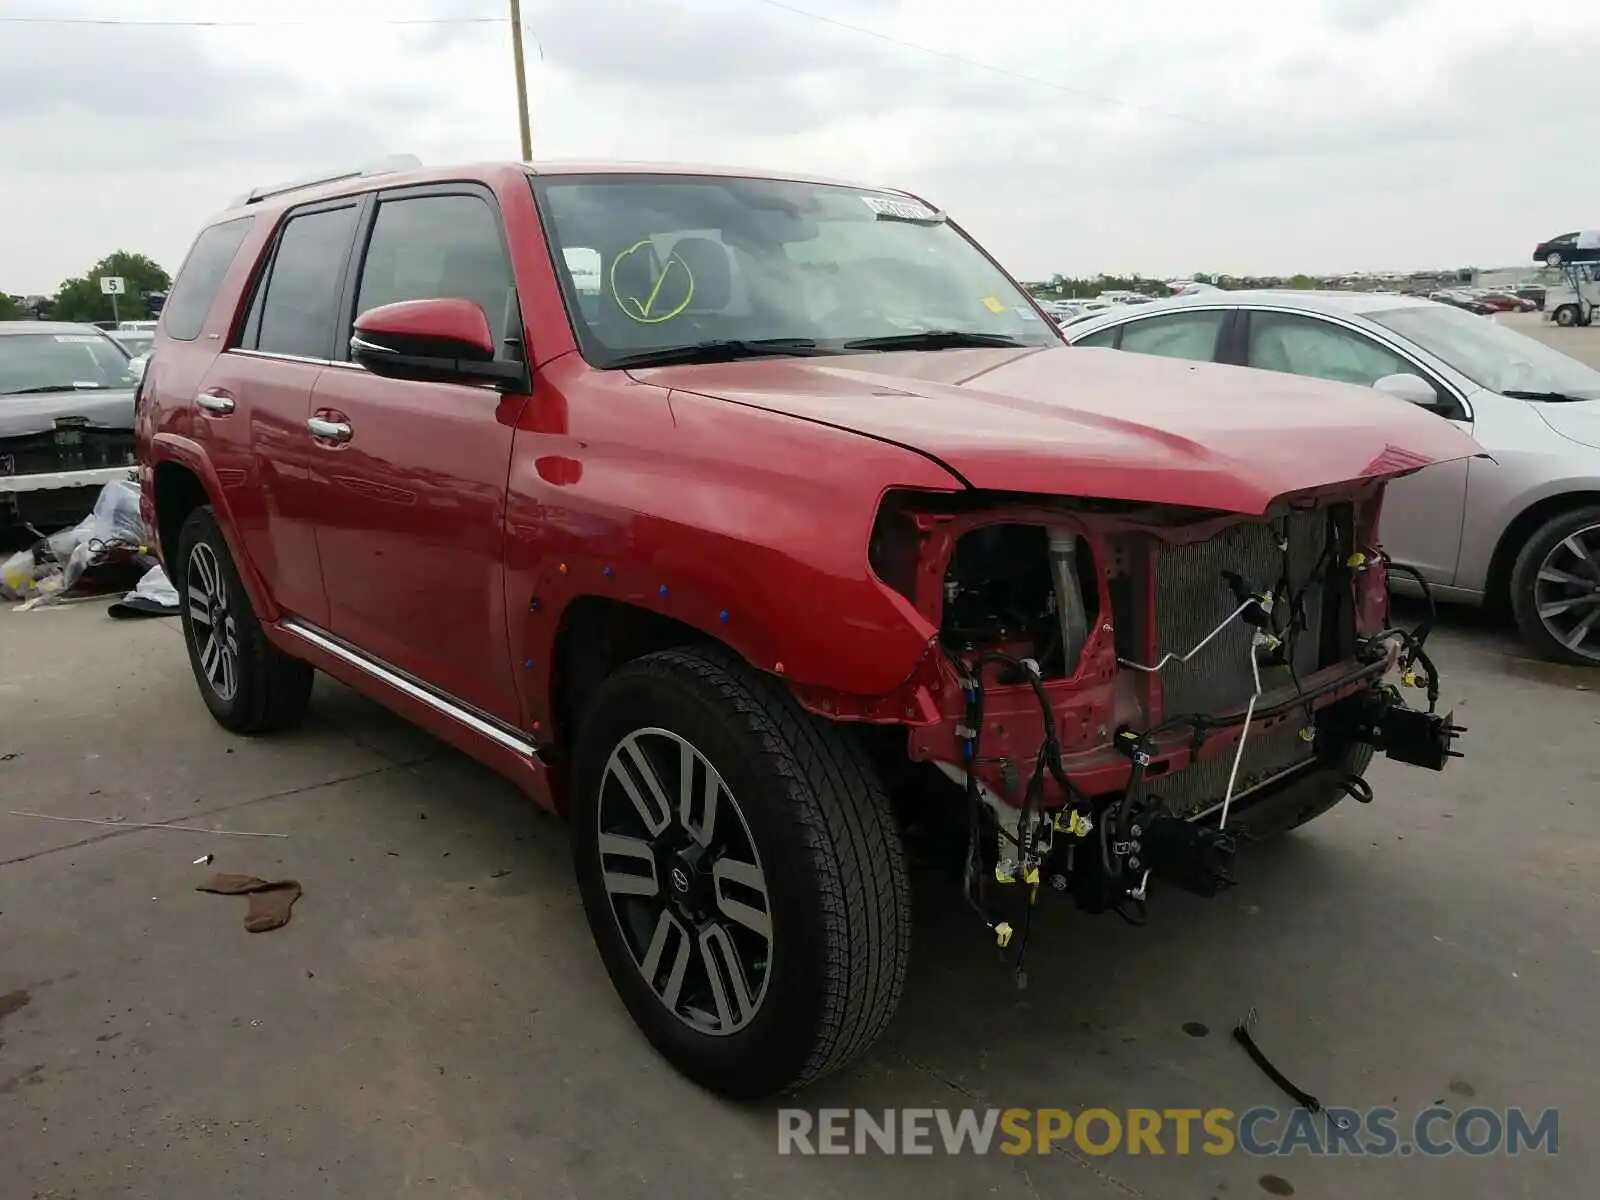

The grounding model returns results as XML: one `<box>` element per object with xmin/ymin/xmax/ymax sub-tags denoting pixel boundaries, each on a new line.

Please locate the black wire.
<box><xmin>1382</xmin><ymin>560</ymin><xmax>1437</xmax><ymax>646</ymax></box>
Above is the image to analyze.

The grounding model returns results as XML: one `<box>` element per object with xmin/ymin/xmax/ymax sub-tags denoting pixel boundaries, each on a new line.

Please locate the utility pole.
<box><xmin>508</xmin><ymin>0</ymin><xmax>533</xmax><ymax>161</ymax></box>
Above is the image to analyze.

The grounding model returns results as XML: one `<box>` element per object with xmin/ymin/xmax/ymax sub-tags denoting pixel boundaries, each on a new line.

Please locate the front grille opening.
<box><xmin>940</xmin><ymin>523</ymin><xmax>1099</xmax><ymax>678</ymax></box>
<box><xmin>1</xmin><ymin>429</ymin><xmax>136</xmax><ymax>477</ymax></box>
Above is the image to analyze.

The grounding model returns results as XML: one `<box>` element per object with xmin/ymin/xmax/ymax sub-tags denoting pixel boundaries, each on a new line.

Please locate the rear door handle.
<box><xmin>195</xmin><ymin>390</ymin><xmax>234</xmax><ymax>414</ymax></box>
<box><xmin>307</xmin><ymin>416</ymin><xmax>353</xmax><ymax>443</ymax></box>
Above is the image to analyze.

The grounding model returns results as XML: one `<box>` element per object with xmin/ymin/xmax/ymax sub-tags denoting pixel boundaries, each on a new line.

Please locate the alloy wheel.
<box><xmin>186</xmin><ymin>542</ymin><xmax>240</xmax><ymax>702</ymax></box>
<box><xmin>1533</xmin><ymin>522</ymin><xmax>1600</xmax><ymax>663</ymax></box>
<box><xmin>596</xmin><ymin>727</ymin><xmax>773</xmax><ymax>1036</ymax></box>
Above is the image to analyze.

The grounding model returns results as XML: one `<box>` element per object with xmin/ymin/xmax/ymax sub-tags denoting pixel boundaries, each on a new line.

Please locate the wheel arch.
<box><xmin>547</xmin><ymin>595</ymin><xmax>727</xmax><ymax>766</ymax></box>
<box><xmin>148</xmin><ymin>434</ymin><xmax>278</xmax><ymax>621</ymax></box>
<box><xmin>1484</xmin><ymin>489</ymin><xmax>1600</xmax><ymax>612</ymax></box>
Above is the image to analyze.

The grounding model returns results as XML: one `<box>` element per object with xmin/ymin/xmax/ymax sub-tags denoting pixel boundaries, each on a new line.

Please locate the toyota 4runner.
<box><xmin>138</xmin><ymin>156</ymin><xmax>1477</xmax><ymax>1099</ymax></box>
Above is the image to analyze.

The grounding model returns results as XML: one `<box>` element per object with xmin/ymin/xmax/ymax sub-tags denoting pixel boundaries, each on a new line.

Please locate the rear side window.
<box><xmin>1073</xmin><ymin>325</ymin><xmax>1120</xmax><ymax>349</ymax></box>
<box><xmin>253</xmin><ymin>204</ymin><xmax>360</xmax><ymax>360</ymax></box>
<box><xmin>162</xmin><ymin>216</ymin><xmax>254</xmax><ymax>342</ymax></box>
<box><xmin>1117</xmin><ymin>311</ymin><xmax>1226</xmax><ymax>362</ymax></box>
<box><xmin>353</xmin><ymin>193</ymin><xmax>515</xmax><ymax>347</ymax></box>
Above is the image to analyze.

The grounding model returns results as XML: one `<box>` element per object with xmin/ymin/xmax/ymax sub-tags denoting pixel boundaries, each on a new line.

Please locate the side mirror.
<box><xmin>128</xmin><ymin>354</ymin><xmax>148</xmax><ymax>383</ymax></box>
<box><xmin>350</xmin><ymin>298</ymin><xmax>525</xmax><ymax>390</ymax></box>
<box><xmin>1373</xmin><ymin>373</ymin><xmax>1439</xmax><ymax>407</ymax></box>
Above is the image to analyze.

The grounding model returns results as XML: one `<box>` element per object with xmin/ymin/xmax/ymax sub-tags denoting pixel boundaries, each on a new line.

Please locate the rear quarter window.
<box><xmin>162</xmin><ymin>216</ymin><xmax>255</xmax><ymax>342</ymax></box>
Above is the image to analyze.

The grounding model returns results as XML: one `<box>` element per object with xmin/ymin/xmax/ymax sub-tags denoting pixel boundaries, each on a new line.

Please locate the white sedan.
<box><xmin>1061</xmin><ymin>291</ymin><xmax>1600</xmax><ymax>664</ymax></box>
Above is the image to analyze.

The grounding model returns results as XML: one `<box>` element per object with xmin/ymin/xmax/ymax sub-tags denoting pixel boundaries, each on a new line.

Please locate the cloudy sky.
<box><xmin>3</xmin><ymin>0</ymin><xmax>1598</xmax><ymax>294</ymax></box>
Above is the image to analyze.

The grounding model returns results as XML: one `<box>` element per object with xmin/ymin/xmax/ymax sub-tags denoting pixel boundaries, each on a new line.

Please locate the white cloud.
<box><xmin>3</xmin><ymin>0</ymin><xmax>1599</xmax><ymax>293</ymax></box>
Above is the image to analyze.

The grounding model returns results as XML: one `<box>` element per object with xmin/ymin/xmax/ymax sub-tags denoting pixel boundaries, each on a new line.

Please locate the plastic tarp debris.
<box><xmin>107</xmin><ymin>563</ymin><xmax>181</xmax><ymax>619</ymax></box>
<box><xmin>1</xmin><ymin>477</ymin><xmax>153</xmax><ymax>608</ymax></box>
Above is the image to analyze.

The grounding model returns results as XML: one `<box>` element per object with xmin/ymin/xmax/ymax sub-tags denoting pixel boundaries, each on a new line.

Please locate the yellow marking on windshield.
<box><xmin>610</xmin><ymin>238</ymin><xmax>696</xmax><ymax>324</ymax></box>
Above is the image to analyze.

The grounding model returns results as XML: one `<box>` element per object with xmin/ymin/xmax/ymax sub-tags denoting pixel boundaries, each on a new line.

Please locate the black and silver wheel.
<box><xmin>1554</xmin><ymin>304</ymin><xmax>1580</xmax><ymax>328</ymax></box>
<box><xmin>594</xmin><ymin>727</ymin><xmax>773</xmax><ymax>1037</ymax></box>
<box><xmin>187</xmin><ymin>540</ymin><xmax>239</xmax><ymax>703</ymax></box>
<box><xmin>177</xmin><ymin>506</ymin><xmax>315</xmax><ymax>732</ymax></box>
<box><xmin>571</xmin><ymin>646</ymin><xmax>910</xmax><ymax>1098</ymax></box>
<box><xmin>1546</xmin><ymin>251</ymin><xmax>1565</xmax><ymax>268</ymax></box>
<box><xmin>1511</xmin><ymin>507</ymin><xmax>1600</xmax><ymax>666</ymax></box>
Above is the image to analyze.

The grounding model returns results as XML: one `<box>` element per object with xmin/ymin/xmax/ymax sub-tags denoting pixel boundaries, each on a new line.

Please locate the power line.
<box><xmin>0</xmin><ymin>14</ymin><xmax>508</xmax><ymax>26</ymax></box>
<box><xmin>5</xmin><ymin>2</ymin><xmax>1231</xmax><ymax>132</ymax></box>
<box><xmin>749</xmin><ymin>0</ymin><xmax>1230</xmax><ymax>131</ymax></box>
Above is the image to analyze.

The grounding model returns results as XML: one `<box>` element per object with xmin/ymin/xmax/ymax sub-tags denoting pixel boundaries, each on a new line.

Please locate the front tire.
<box><xmin>571</xmin><ymin>646</ymin><xmax>911</xmax><ymax>1099</ymax></box>
<box><xmin>177</xmin><ymin>506</ymin><xmax>314</xmax><ymax>733</ymax></box>
<box><xmin>1510</xmin><ymin>506</ymin><xmax>1600</xmax><ymax>666</ymax></box>
<box><xmin>1554</xmin><ymin>304</ymin><xmax>1580</xmax><ymax>328</ymax></box>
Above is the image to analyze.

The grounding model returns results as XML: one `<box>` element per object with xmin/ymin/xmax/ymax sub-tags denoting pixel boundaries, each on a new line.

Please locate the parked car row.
<box><xmin>1429</xmin><ymin>287</ymin><xmax>1538</xmax><ymax>315</ymax></box>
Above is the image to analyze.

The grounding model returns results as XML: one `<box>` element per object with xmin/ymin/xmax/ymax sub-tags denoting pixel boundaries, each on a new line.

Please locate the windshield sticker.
<box><xmin>1013</xmin><ymin>306</ymin><xmax>1040</xmax><ymax>320</ymax></box>
<box><xmin>861</xmin><ymin>195</ymin><xmax>942</xmax><ymax>223</ymax></box>
<box><xmin>609</xmin><ymin>239</ymin><xmax>696</xmax><ymax>324</ymax></box>
<box><xmin>53</xmin><ymin>334</ymin><xmax>103</xmax><ymax>344</ymax></box>
<box><xmin>980</xmin><ymin>296</ymin><xmax>1007</xmax><ymax>314</ymax></box>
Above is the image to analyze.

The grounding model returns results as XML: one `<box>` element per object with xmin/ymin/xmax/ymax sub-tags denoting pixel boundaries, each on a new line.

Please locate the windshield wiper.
<box><xmin>840</xmin><ymin>330</ymin><xmax>1028</xmax><ymax>351</ymax></box>
<box><xmin>608</xmin><ymin>338</ymin><xmax>827</xmax><ymax>369</ymax></box>
<box><xmin>1502</xmin><ymin>389</ymin><xmax>1600</xmax><ymax>403</ymax></box>
<box><xmin>5</xmin><ymin>383</ymin><xmax>109</xmax><ymax>395</ymax></box>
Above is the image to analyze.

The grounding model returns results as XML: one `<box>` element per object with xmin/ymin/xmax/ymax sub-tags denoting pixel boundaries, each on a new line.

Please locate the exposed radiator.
<box><xmin>1138</xmin><ymin>721</ymin><xmax>1316</xmax><ymax>819</ymax></box>
<box><xmin>1151</xmin><ymin>507</ymin><xmax>1334</xmax><ymax>720</ymax></box>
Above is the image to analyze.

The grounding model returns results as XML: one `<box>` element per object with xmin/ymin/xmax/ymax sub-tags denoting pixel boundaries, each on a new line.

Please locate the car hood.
<box><xmin>0</xmin><ymin>388</ymin><xmax>135</xmax><ymax>439</ymax></box>
<box><xmin>633</xmin><ymin>346</ymin><xmax>1484</xmax><ymax>514</ymax></box>
<box><xmin>1530</xmin><ymin>398</ymin><xmax>1600</xmax><ymax>452</ymax></box>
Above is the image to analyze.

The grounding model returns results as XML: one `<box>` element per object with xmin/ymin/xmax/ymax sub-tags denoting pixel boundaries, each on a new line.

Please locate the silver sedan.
<box><xmin>1062</xmin><ymin>291</ymin><xmax>1600</xmax><ymax>665</ymax></box>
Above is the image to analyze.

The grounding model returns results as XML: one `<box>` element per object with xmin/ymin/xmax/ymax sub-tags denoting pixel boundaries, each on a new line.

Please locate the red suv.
<box><xmin>138</xmin><ymin>157</ymin><xmax>1476</xmax><ymax>1098</ymax></box>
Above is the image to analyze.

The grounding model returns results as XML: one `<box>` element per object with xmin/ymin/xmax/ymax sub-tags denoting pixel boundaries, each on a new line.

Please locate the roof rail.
<box><xmin>230</xmin><ymin>153</ymin><xmax>424</xmax><ymax>208</ymax></box>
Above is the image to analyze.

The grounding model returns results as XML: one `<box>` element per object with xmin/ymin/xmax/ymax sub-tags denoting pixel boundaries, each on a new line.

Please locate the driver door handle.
<box><xmin>307</xmin><ymin>416</ymin><xmax>353</xmax><ymax>443</ymax></box>
<box><xmin>195</xmin><ymin>390</ymin><xmax>234</xmax><ymax>414</ymax></box>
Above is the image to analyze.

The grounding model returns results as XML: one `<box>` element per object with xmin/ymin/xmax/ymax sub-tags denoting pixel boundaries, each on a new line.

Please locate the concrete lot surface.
<box><xmin>3</xmin><ymin>316</ymin><xmax>1598</xmax><ymax>1199</ymax></box>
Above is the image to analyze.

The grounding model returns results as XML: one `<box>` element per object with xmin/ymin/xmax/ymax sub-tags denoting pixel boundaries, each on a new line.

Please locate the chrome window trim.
<box><xmin>225</xmin><ymin>348</ymin><xmax>332</xmax><ymax>367</ymax></box>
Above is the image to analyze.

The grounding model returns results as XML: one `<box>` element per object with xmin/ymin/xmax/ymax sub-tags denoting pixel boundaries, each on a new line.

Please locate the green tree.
<box><xmin>52</xmin><ymin>251</ymin><xmax>173</xmax><ymax>323</ymax></box>
<box><xmin>0</xmin><ymin>293</ymin><xmax>21</xmax><ymax>320</ymax></box>
<box><xmin>1285</xmin><ymin>273</ymin><xmax>1316</xmax><ymax>289</ymax></box>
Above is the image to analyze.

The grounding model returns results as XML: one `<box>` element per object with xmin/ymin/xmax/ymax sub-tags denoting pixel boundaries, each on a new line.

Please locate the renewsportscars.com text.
<box><xmin>777</xmin><ymin>1106</ymin><xmax>1559</xmax><ymax>1158</ymax></box>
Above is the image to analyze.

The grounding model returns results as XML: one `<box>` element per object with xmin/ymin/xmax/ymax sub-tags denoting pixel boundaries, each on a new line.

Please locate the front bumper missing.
<box><xmin>0</xmin><ymin>466</ymin><xmax>137</xmax><ymax>494</ymax></box>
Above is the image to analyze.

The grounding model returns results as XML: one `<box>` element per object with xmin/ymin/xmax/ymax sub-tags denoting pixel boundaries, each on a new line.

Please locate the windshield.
<box><xmin>1365</xmin><ymin>304</ymin><xmax>1600</xmax><ymax>400</ymax></box>
<box><xmin>0</xmin><ymin>330</ymin><xmax>135</xmax><ymax>395</ymax></box>
<box><xmin>531</xmin><ymin>174</ymin><xmax>1057</xmax><ymax>366</ymax></box>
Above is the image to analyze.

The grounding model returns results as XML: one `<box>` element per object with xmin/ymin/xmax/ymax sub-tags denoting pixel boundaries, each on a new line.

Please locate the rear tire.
<box><xmin>177</xmin><ymin>506</ymin><xmax>314</xmax><ymax>733</ymax></box>
<box><xmin>571</xmin><ymin>645</ymin><xmax>911</xmax><ymax>1099</ymax></box>
<box><xmin>1546</xmin><ymin>251</ymin><xmax>1565</xmax><ymax>267</ymax></box>
<box><xmin>1510</xmin><ymin>506</ymin><xmax>1600</xmax><ymax>666</ymax></box>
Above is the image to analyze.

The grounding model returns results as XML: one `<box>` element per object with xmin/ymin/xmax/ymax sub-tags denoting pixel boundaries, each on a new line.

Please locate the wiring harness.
<box><xmin>946</xmin><ymin>521</ymin><xmax>1463</xmax><ymax>982</ymax></box>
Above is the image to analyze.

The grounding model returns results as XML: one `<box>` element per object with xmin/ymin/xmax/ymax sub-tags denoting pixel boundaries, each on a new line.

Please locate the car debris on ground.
<box><xmin>1</xmin><ymin>476</ymin><xmax>151</xmax><ymax>609</ymax></box>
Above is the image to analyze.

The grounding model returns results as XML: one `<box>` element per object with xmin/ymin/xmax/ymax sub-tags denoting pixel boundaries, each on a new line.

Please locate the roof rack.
<box><xmin>230</xmin><ymin>154</ymin><xmax>424</xmax><ymax>207</ymax></box>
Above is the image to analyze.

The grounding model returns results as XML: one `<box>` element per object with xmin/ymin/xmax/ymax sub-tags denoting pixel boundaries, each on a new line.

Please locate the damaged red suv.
<box><xmin>137</xmin><ymin>157</ymin><xmax>1477</xmax><ymax>1098</ymax></box>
